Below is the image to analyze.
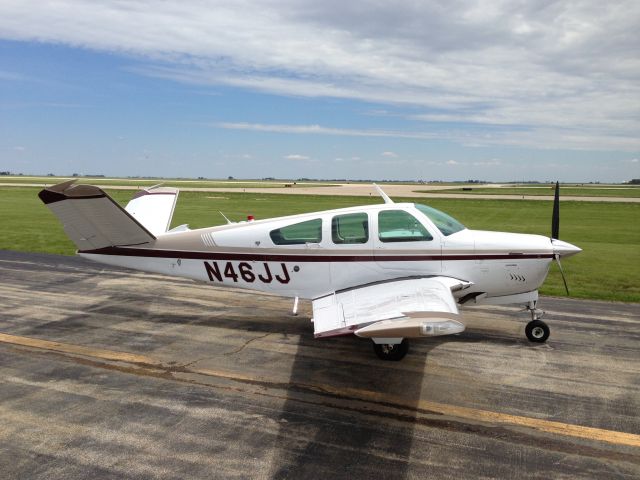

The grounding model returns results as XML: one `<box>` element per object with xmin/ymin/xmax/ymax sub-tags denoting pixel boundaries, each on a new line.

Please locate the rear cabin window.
<box><xmin>332</xmin><ymin>212</ymin><xmax>369</xmax><ymax>244</ymax></box>
<box><xmin>270</xmin><ymin>218</ymin><xmax>322</xmax><ymax>245</ymax></box>
<box><xmin>378</xmin><ymin>210</ymin><xmax>433</xmax><ymax>242</ymax></box>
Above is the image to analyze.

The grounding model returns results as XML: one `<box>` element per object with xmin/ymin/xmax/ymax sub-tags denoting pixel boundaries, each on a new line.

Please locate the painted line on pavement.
<box><xmin>2</xmin><ymin>331</ymin><xmax>639</xmax><ymax>448</ymax></box>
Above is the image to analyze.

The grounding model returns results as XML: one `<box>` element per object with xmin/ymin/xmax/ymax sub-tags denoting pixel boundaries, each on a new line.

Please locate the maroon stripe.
<box><xmin>79</xmin><ymin>246</ymin><xmax>554</xmax><ymax>262</ymax></box>
<box><xmin>38</xmin><ymin>190</ymin><xmax>105</xmax><ymax>205</ymax></box>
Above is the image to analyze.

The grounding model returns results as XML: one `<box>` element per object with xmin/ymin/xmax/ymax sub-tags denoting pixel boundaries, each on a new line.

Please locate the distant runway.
<box><xmin>2</xmin><ymin>182</ymin><xmax>639</xmax><ymax>202</ymax></box>
<box><xmin>1</xmin><ymin>251</ymin><xmax>639</xmax><ymax>479</ymax></box>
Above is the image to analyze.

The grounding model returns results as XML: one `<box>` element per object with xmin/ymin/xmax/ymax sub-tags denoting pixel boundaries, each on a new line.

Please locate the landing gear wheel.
<box><xmin>373</xmin><ymin>339</ymin><xmax>409</xmax><ymax>361</ymax></box>
<box><xmin>525</xmin><ymin>320</ymin><xmax>550</xmax><ymax>343</ymax></box>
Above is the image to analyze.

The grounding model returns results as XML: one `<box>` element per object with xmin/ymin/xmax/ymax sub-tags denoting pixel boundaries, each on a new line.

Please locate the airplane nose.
<box><xmin>552</xmin><ymin>239</ymin><xmax>582</xmax><ymax>258</ymax></box>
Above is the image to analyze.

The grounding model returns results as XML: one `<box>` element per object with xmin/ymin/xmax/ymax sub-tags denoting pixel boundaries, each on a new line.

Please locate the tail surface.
<box><xmin>39</xmin><ymin>180</ymin><xmax>156</xmax><ymax>250</ymax></box>
<box><xmin>124</xmin><ymin>185</ymin><xmax>179</xmax><ymax>236</ymax></box>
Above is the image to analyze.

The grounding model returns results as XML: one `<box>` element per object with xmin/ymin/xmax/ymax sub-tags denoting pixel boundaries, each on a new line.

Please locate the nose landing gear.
<box><xmin>525</xmin><ymin>319</ymin><xmax>550</xmax><ymax>342</ymax></box>
<box><xmin>525</xmin><ymin>301</ymin><xmax>550</xmax><ymax>343</ymax></box>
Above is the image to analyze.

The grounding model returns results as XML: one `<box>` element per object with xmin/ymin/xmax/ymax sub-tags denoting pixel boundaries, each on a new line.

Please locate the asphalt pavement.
<box><xmin>0</xmin><ymin>250</ymin><xmax>638</xmax><ymax>479</ymax></box>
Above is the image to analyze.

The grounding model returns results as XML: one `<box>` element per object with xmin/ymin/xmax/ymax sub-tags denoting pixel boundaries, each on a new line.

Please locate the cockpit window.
<box><xmin>270</xmin><ymin>218</ymin><xmax>322</xmax><ymax>245</ymax></box>
<box><xmin>415</xmin><ymin>204</ymin><xmax>465</xmax><ymax>236</ymax></box>
<box><xmin>378</xmin><ymin>210</ymin><xmax>433</xmax><ymax>242</ymax></box>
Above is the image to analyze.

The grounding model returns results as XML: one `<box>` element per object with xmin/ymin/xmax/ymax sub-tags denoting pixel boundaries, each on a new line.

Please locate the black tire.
<box><xmin>525</xmin><ymin>320</ymin><xmax>550</xmax><ymax>343</ymax></box>
<box><xmin>373</xmin><ymin>339</ymin><xmax>409</xmax><ymax>361</ymax></box>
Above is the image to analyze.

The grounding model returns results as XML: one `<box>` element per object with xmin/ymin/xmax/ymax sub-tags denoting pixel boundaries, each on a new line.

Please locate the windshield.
<box><xmin>414</xmin><ymin>204</ymin><xmax>466</xmax><ymax>236</ymax></box>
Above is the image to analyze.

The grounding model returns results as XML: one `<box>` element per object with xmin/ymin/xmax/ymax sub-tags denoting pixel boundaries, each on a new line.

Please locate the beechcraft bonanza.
<box><xmin>39</xmin><ymin>180</ymin><xmax>581</xmax><ymax>360</ymax></box>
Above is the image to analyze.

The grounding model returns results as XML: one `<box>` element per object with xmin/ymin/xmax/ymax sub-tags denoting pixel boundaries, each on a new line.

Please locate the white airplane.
<box><xmin>39</xmin><ymin>180</ymin><xmax>581</xmax><ymax>360</ymax></box>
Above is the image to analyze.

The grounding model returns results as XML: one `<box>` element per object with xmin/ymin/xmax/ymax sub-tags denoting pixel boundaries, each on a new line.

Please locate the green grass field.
<box><xmin>416</xmin><ymin>186</ymin><xmax>640</xmax><ymax>198</ymax></box>
<box><xmin>1</xmin><ymin>186</ymin><xmax>638</xmax><ymax>302</ymax></box>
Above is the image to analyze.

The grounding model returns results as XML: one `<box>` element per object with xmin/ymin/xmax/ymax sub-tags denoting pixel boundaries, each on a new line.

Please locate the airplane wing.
<box><xmin>312</xmin><ymin>277</ymin><xmax>471</xmax><ymax>340</ymax></box>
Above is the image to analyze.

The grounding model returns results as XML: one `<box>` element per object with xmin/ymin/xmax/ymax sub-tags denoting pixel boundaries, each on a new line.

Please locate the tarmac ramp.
<box><xmin>0</xmin><ymin>250</ymin><xmax>638</xmax><ymax>479</ymax></box>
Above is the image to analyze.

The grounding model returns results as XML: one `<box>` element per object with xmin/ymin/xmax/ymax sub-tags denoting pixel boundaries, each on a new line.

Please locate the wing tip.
<box><xmin>131</xmin><ymin>186</ymin><xmax>179</xmax><ymax>200</ymax></box>
<box><xmin>38</xmin><ymin>180</ymin><xmax>106</xmax><ymax>205</ymax></box>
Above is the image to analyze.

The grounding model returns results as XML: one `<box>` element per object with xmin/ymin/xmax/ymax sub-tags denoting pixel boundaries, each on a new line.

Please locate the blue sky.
<box><xmin>1</xmin><ymin>1</ymin><xmax>638</xmax><ymax>182</ymax></box>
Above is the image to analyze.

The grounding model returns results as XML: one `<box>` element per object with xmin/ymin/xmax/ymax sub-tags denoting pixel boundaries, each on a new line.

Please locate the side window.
<box><xmin>378</xmin><ymin>210</ymin><xmax>433</xmax><ymax>242</ymax></box>
<box><xmin>270</xmin><ymin>219</ymin><xmax>322</xmax><ymax>245</ymax></box>
<box><xmin>332</xmin><ymin>212</ymin><xmax>369</xmax><ymax>244</ymax></box>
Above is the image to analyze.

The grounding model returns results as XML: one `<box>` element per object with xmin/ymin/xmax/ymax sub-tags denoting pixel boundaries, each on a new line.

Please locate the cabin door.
<box><xmin>373</xmin><ymin>208</ymin><xmax>442</xmax><ymax>275</ymax></box>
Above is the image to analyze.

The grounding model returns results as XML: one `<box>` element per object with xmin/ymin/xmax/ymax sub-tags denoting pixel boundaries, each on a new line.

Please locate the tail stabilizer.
<box><xmin>38</xmin><ymin>180</ymin><xmax>155</xmax><ymax>250</ymax></box>
<box><xmin>125</xmin><ymin>185</ymin><xmax>179</xmax><ymax>236</ymax></box>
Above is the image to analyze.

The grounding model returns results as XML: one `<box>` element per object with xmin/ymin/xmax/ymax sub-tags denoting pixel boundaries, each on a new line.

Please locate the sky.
<box><xmin>1</xmin><ymin>1</ymin><xmax>639</xmax><ymax>182</ymax></box>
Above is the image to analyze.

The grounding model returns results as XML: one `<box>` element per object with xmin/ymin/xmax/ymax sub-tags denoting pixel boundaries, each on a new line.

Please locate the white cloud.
<box><xmin>213</xmin><ymin>121</ymin><xmax>441</xmax><ymax>140</ymax></box>
<box><xmin>0</xmin><ymin>1</ymin><xmax>638</xmax><ymax>151</ymax></box>
<box><xmin>473</xmin><ymin>159</ymin><xmax>502</xmax><ymax>166</ymax></box>
<box><xmin>285</xmin><ymin>154</ymin><xmax>309</xmax><ymax>161</ymax></box>
<box><xmin>381</xmin><ymin>151</ymin><xmax>398</xmax><ymax>158</ymax></box>
<box><xmin>12</xmin><ymin>146</ymin><xmax>26</xmax><ymax>151</ymax></box>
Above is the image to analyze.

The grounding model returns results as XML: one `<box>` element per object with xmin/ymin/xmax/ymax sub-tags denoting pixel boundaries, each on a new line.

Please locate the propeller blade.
<box><xmin>555</xmin><ymin>254</ymin><xmax>570</xmax><ymax>296</ymax></box>
<box><xmin>551</xmin><ymin>181</ymin><xmax>560</xmax><ymax>239</ymax></box>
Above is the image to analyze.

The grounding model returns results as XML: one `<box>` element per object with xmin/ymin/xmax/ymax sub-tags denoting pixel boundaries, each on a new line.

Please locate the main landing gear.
<box><xmin>525</xmin><ymin>302</ymin><xmax>550</xmax><ymax>343</ymax></box>
<box><xmin>372</xmin><ymin>339</ymin><xmax>409</xmax><ymax>361</ymax></box>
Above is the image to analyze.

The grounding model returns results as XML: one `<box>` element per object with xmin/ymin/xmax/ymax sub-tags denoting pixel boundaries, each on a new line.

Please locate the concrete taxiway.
<box><xmin>2</xmin><ymin>182</ymin><xmax>639</xmax><ymax>202</ymax></box>
<box><xmin>0</xmin><ymin>250</ymin><xmax>639</xmax><ymax>479</ymax></box>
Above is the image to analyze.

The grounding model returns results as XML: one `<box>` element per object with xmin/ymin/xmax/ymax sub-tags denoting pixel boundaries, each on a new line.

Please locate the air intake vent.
<box><xmin>201</xmin><ymin>233</ymin><xmax>216</xmax><ymax>247</ymax></box>
<box><xmin>509</xmin><ymin>273</ymin><xmax>526</xmax><ymax>283</ymax></box>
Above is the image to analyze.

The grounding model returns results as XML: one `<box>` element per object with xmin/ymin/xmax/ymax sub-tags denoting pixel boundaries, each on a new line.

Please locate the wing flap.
<box><xmin>312</xmin><ymin>277</ymin><xmax>470</xmax><ymax>338</ymax></box>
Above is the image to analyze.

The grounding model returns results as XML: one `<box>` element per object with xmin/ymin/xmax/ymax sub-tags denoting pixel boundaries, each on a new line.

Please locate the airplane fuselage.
<box><xmin>78</xmin><ymin>202</ymin><xmax>579</xmax><ymax>306</ymax></box>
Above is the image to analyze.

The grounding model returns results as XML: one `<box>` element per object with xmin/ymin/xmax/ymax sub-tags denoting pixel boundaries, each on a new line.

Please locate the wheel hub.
<box><xmin>532</xmin><ymin>326</ymin><xmax>545</xmax><ymax>338</ymax></box>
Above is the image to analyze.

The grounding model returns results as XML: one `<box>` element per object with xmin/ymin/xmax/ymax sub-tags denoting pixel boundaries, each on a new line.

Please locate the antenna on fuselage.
<box><xmin>219</xmin><ymin>211</ymin><xmax>234</xmax><ymax>224</ymax></box>
<box><xmin>373</xmin><ymin>183</ymin><xmax>394</xmax><ymax>204</ymax></box>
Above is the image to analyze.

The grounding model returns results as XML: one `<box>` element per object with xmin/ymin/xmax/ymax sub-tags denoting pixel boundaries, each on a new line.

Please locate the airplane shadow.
<box><xmin>266</xmin><ymin>320</ymin><xmax>438</xmax><ymax>480</ymax></box>
<box><xmin>264</xmin><ymin>320</ymin><xmax>527</xmax><ymax>479</ymax></box>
